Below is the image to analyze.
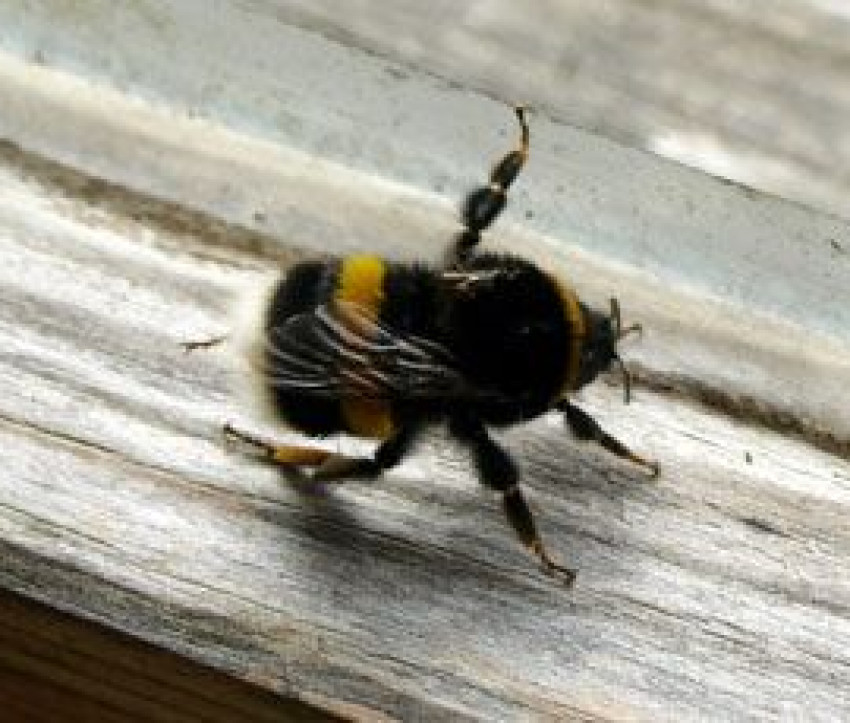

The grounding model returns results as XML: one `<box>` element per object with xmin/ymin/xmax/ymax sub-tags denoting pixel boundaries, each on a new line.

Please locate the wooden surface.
<box><xmin>0</xmin><ymin>587</ymin><xmax>342</xmax><ymax>722</ymax></box>
<box><xmin>1</xmin><ymin>139</ymin><xmax>849</xmax><ymax>720</ymax></box>
<box><xmin>253</xmin><ymin>0</ymin><xmax>850</xmax><ymax>219</ymax></box>
<box><xmin>2</xmin><ymin>3</ymin><xmax>850</xmax><ymax>720</ymax></box>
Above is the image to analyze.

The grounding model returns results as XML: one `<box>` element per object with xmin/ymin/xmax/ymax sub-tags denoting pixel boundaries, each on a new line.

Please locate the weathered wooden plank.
<box><xmin>1</xmin><ymin>4</ymin><xmax>850</xmax><ymax>719</ymax></box>
<box><xmin>2</xmin><ymin>143</ymin><xmax>850</xmax><ymax>719</ymax></box>
<box><xmin>251</xmin><ymin>0</ymin><xmax>850</xmax><ymax>219</ymax></box>
<box><xmin>0</xmin><ymin>587</ymin><xmax>341</xmax><ymax>722</ymax></box>
<box><xmin>3</xmin><ymin>0</ymin><xmax>847</xmax><ymax>218</ymax></box>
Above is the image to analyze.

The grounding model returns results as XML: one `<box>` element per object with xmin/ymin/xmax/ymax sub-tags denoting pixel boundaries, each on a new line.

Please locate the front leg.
<box><xmin>557</xmin><ymin>400</ymin><xmax>659</xmax><ymax>477</ymax></box>
<box><xmin>449</xmin><ymin>415</ymin><xmax>576</xmax><ymax>585</ymax></box>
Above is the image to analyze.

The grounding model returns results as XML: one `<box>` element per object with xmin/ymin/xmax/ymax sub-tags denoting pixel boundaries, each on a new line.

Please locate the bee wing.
<box><xmin>260</xmin><ymin>300</ymin><xmax>485</xmax><ymax>401</ymax></box>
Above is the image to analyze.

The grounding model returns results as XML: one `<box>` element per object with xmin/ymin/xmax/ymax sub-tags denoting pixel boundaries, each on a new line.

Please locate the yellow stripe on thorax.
<box><xmin>550</xmin><ymin>275</ymin><xmax>586</xmax><ymax>398</ymax></box>
<box><xmin>335</xmin><ymin>255</ymin><xmax>396</xmax><ymax>439</ymax></box>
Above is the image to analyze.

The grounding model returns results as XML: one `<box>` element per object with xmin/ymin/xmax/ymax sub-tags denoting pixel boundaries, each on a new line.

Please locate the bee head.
<box><xmin>576</xmin><ymin>298</ymin><xmax>640</xmax><ymax>402</ymax></box>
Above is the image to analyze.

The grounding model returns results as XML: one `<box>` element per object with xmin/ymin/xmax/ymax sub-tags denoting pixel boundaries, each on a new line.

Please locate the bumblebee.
<box><xmin>226</xmin><ymin>107</ymin><xmax>657</xmax><ymax>585</ymax></box>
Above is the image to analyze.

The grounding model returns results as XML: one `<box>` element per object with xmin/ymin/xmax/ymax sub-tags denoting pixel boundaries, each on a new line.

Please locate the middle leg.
<box><xmin>449</xmin><ymin>414</ymin><xmax>576</xmax><ymax>585</ymax></box>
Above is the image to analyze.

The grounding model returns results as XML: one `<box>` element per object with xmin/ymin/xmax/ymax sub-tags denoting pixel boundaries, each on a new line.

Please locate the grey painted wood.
<box><xmin>2</xmin><ymin>0</ymin><xmax>848</xmax><ymax>221</ymax></box>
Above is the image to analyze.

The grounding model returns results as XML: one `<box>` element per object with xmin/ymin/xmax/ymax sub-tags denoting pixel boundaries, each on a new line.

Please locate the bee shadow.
<box><xmin>249</xmin><ymin>464</ymin><xmax>536</xmax><ymax>603</ymax></box>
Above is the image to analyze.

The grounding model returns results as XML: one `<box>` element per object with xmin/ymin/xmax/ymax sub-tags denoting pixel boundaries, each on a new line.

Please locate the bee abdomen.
<box><xmin>263</xmin><ymin>256</ymin><xmax>404</xmax><ymax>439</ymax></box>
<box><xmin>264</xmin><ymin>259</ymin><xmax>346</xmax><ymax>435</ymax></box>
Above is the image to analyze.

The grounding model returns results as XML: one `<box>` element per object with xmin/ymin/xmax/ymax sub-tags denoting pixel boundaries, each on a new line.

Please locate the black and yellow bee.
<box><xmin>224</xmin><ymin>107</ymin><xmax>657</xmax><ymax>585</ymax></box>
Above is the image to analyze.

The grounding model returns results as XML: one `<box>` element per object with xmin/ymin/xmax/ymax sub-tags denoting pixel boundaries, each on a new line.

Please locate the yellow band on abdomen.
<box><xmin>551</xmin><ymin>276</ymin><xmax>586</xmax><ymax>398</ymax></box>
<box><xmin>335</xmin><ymin>256</ymin><xmax>396</xmax><ymax>439</ymax></box>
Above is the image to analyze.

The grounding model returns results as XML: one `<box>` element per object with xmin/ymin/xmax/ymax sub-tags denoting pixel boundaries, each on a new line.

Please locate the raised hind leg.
<box><xmin>224</xmin><ymin>422</ymin><xmax>418</xmax><ymax>481</ymax></box>
<box><xmin>448</xmin><ymin>106</ymin><xmax>530</xmax><ymax>266</ymax></box>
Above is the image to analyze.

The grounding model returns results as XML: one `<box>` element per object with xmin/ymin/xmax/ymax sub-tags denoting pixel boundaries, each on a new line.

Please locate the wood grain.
<box><xmin>263</xmin><ymin>0</ymin><xmax>850</xmax><ymax>219</ymax></box>
<box><xmin>1</xmin><ymin>136</ymin><xmax>849</xmax><ymax>720</ymax></box>
<box><xmin>2</xmin><ymin>5</ymin><xmax>850</xmax><ymax>716</ymax></box>
<box><xmin>0</xmin><ymin>587</ymin><xmax>341</xmax><ymax>722</ymax></box>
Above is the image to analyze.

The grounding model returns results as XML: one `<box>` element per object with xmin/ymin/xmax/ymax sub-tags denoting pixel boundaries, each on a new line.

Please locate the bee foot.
<box><xmin>312</xmin><ymin>454</ymin><xmax>379</xmax><ymax>482</ymax></box>
<box><xmin>223</xmin><ymin>422</ymin><xmax>273</xmax><ymax>456</ymax></box>
<box><xmin>532</xmin><ymin>541</ymin><xmax>577</xmax><ymax>587</ymax></box>
<box><xmin>635</xmin><ymin>456</ymin><xmax>660</xmax><ymax>479</ymax></box>
<box><xmin>540</xmin><ymin>558</ymin><xmax>578</xmax><ymax>587</ymax></box>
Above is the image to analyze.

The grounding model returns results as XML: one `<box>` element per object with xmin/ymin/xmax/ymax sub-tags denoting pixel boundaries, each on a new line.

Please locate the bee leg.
<box><xmin>558</xmin><ymin>401</ymin><xmax>659</xmax><ymax>477</ymax></box>
<box><xmin>224</xmin><ymin>423</ymin><xmax>418</xmax><ymax>481</ymax></box>
<box><xmin>311</xmin><ymin>424</ymin><xmax>419</xmax><ymax>482</ymax></box>
<box><xmin>450</xmin><ymin>106</ymin><xmax>530</xmax><ymax>265</ymax></box>
<box><xmin>224</xmin><ymin>422</ymin><xmax>416</xmax><ymax>482</ymax></box>
<box><xmin>449</xmin><ymin>415</ymin><xmax>577</xmax><ymax>585</ymax></box>
<box><xmin>223</xmin><ymin>423</ymin><xmax>333</xmax><ymax>466</ymax></box>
